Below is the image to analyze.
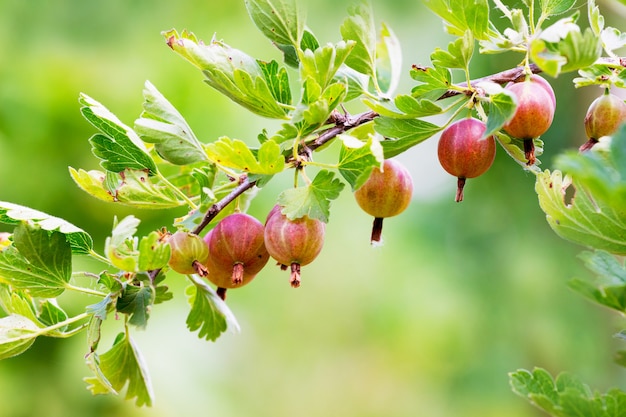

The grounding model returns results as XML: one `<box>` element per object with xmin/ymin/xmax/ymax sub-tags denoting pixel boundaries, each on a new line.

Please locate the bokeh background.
<box><xmin>1</xmin><ymin>0</ymin><xmax>626</xmax><ymax>416</ymax></box>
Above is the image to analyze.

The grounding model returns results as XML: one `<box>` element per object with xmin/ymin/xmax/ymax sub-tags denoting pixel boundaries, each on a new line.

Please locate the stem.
<box><xmin>158</xmin><ymin>172</ymin><xmax>198</xmax><ymax>210</ymax></box>
<box><xmin>88</xmin><ymin>250</ymin><xmax>112</xmax><ymax>266</ymax></box>
<box><xmin>371</xmin><ymin>217</ymin><xmax>384</xmax><ymax>244</ymax></box>
<box><xmin>456</xmin><ymin>177</ymin><xmax>467</xmax><ymax>202</ymax></box>
<box><xmin>64</xmin><ymin>283</ymin><xmax>107</xmax><ymax>298</ymax></box>
<box><xmin>191</xmin><ymin>176</ymin><xmax>257</xmax><ymax>235</ymax></box>
<box><xmin>491</xmin><ymin>0</ymin><xmax>512</xmax><ymax>20</ymax></box>
<box><xmin>3</xmin><ymin>312</ymin><xmax>91</xmax><ymax>344</ymax></box>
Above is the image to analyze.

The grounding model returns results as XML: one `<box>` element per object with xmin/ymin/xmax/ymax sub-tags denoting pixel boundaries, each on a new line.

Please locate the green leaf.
<box><xmin>509</xmin><ymin>367</ymin><xmax>626</xmax><ymax>417</ymax></box>
<box><xmin>105</xmin><ymin>216</ymin><xmax>140</xmax><ymax>272</ymax></box>
<box><xmin>277</xmin><ymin>170</ymin><xmax>345</xmax><ymax>222</ymax></box>
<box><xmin>0</xmin><ymin>224</ymin><xmax>71</xmax><ymax>298</ymax></box>
<box><xmin>410</xmin><ymin>65</ymin><xmax>453</xmax><ymax>100</ymax></box>
<box><xmin>116</xmin><ymin>283</ymin><xmax>154</xmax><ymax>329</ymax></box>
<box><xmin>71</xmin><ymin>168</ymin><xmax>185</xmax><ymax>209</ymax></box>
<box><xmin>530</xmin><ymin>25</ymin><xmax>601</xmax><ymax>77</ymax></box>
<box><xmin>540</xmin><ymin>0</ymin><xmax>576</xmax><ymax>18</ymax></box>
<box><xmin>134</xmin><ymin>81</ymin><xmax>207</xmax><ymax>165</ymax></box>
<box><xmin>38</xmin><ymin>300</ymin><xmax>68</xmax><ymax>330</ymax></box>
<box><xmin>495</xmin><ymin>133</ymin><xmax>543</xmax><ymax>171</ymax></box>
<box><xmin>205</xmin><ymin>137</ymin><xmax>285</xmax><ymax>175</ymax></box>
<box><xmin>341</xmin><ymin>2</ymin><xmax>377</xmax><ymax>79</ymax></box>
<box><xmin>568</xmin><ymin>250</ymin><xmax>626</xmax><ymax>313</ymax></box>
<box><xmin>431</xmin><ymin>30</ymin><xmax>475</xmax><ymax>70</ymax></box>
<box><xmin>275</xmin><ymin>28</ymin><xmax>319</xmax><ymax>68</ymax></box>
<box><xmin>573</xmin><ymin>63</ymin><xmax>626</xmax><ymax>88</ymax></box>
<box><xmin>374</xmin><ymin>117</ymin><xmax>442</xmax><ymax>158</ymax></box>
<box><xmin>185</xmin><ymin>274</ymin><xmax>240</xmax><ymax>342</ymax></box>
<box><xmin>423</xmin><ymin>0</ymin><xmax>489</xmax><ymax>40</ymax></box>
<box><xmin>480</xmin><ymin>82</ymin><xmax>517</xmax><ymax>138</ymax></box>
<box><xmin>244</xmin><ymin>0</ymin><xmax>304</xmax><ymax>47</ymax></box>
<box><xmin>535</xmin><ymin>170</ymin><xmax>626</xmax><ymax>255</ymax></box>
<box><xmin>0</xmin><ymin>201</ymin><xmax>93</xmax><ymax>254</ymax></box>
<box><xmin>164</xmin><ymin>30</ymin><xmax>288</xmax><ymax>119</ymax></box>
<box><xmin>338</xmin><ymin>128</ymin><xmax>384</xmax><ymax>191</ymax></box>
<box><xmin>138</xmin><ymin>232</ymin><xmax>171</xmax><ymax>272</ymax></box>
<box><xmin>0</xmin><ymin>314</ymin><xmax>39</xmax><ymax>360</ymax></box>
<box><xmin>588</xmin><ymin>0</ymin><xmax>604</xmax><ymax>37</ymax></box>
<box><xmin>376</xmin><ymin>22</ymin><xmax>402</xmax><ymax>95</ymax></box>
<box><xmin>258</xmin><ymin>60</ymin><xmax>292</xmax><ymax>106</ymax></box>
<box><xmin>334</xmin><ymin>65</ymin><xmax>369</xmax><ymax>101</ymax></box>
<box><xmin>364</xmin><ymin>96</ymin><xmax>443</xmax><ymax>120</ymax></box>
<box><xmin>602</xmin><ymin>27</ymin><xmax>626</xmax><ymax>55</ymax></box>
<box><xmin>80</xmin><ymin>94</ymin><xmax>157</xmax><ymax>175</ymax></box>
<box><xmin>84</xmin><ymin>332</ymin><xmax>154</xmax><ymax>407</ymax></box>
<box><xmin>300</xmin><ymin>41</ymin><xmax>356</xmax><ymax>91</ymax></box>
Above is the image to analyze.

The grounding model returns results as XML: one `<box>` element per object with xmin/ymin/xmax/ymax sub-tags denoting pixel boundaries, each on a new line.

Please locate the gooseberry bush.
<box><xmin>1</xmin><ymin>0</ymin><xmax>626</xmax><ymax>413</ymax></box>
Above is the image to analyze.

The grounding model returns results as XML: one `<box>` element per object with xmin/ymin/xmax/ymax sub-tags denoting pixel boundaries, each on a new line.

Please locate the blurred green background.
<box><xmin>1</xmin><ymin>0</ymin><xmax>625</xmax><ymax>416</ymax></box>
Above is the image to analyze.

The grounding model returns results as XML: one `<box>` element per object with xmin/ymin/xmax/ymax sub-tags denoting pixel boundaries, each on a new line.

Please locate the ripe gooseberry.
<box><xmin>203</xmin><ymin>212</ymin><xmax>269</xmax><ymax>299</ymax></box>
<box><xmin>438</xmin><ymin>117</ymin><xmax>496</xmax><ymax>202</ymax></box>
<box><xmin>264</xmin><ymin>205</ymin><xmax>325</xmax><ymax>288</ymax></box>
<box><xmin>581</xmin><ymin>91</ymin><xmax>626</xmax><ymax>151</ymax></box>
<box><xmin>353</xmin><ymin>159</ymin><xmax>413</xmax><ymax>244</ymax></box>
<box><xmin>167</xmin><ymin>231</ymin><xmax>210</xmax><ymax>276</ymax></box>
<box><xmin>503</xmin><ymin>75</ymin><xmax>556</xmax><ymax>165</ymax></box>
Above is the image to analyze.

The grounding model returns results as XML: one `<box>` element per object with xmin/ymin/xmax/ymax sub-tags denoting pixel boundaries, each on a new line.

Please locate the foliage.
<box><xmin>0</xmin><ymin>0</ymin><xmax>626</xmax><ymax>413</ymax></box>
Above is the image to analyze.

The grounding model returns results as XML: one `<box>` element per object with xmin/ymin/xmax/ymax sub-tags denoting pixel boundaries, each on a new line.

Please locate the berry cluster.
<box><xmin>165</xmin><ymin>160</ymin><xmax>414</xmax><ymax>298</ymax></box>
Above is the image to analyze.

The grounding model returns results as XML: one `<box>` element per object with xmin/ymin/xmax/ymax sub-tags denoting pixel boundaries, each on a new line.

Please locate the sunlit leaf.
<box><xmin>259</xmin><ymin>60</ymin><xmax>292</xmax><ymax>106</ymax></box>
<box><xmin>540</xmin><ymin>0</ymin><xmax>576</xmax><ymax>18</ymax></box>
<box><xmin>423</xmin><ymin>0</ymin><xmax>489</xmax><ymax>40</ymax></box>
<box><xmin>0</xmin><ymin>201</ymin><xmax>93</xmax><ymax>254</ymax></box>
<box><xmin>338</xmin><ymin>130</ymin><xmax>385</xmax><ymax>191</ymax></box>
<box><xmin>105</xmin><ymin>216</ymin><xmax>140</xmax><ymax>272</ymax></box>
<box><xmin>80</xmin><ymin>94</ymin><xmax>157</xmax><ymax>175</ymax></box>
<box><xmin>341</xmin><ymin>2</ymin><xmax>376</xmax><ymax>79</ymax></box>
<box><xmin>0</xmin><ymin>224</ymin><xmax>71</xmax><ymax>298</ymax></box>
<box><xmin>244</xmin><ymin>0</ymin><xmax>304</xmax><ymax>47</ymax></box>
<box><xmin>410</xmin><ymin>65</ymin><xmax>453</xmax><ymax>100</ymax></box>
<box><xmin>300</xmin><ymin>41</ymin><xmax>355</xmax><ymax>91</ymax></box>
<box><xmin>205</xmin><ymin>137</ymin><xmax>285</xmax><ymax>175</ymax></box>
<box><xmin>0</xmin><ymin>314</ymin><xmax>39</xmax><ymax>360</ymax></box>
<box><xmin>278</xmin><ymin>170</ymin><xmax>345</xmax><ymax>222</ymax></box>
<box><xmin>431</xmin><ymin>30</ymin><xmax>474</xmax><ymax>70</ymax></box>
<box><xmin>535</xmin><ymin>170</ymin><xmax>626</xmax><ymax>255</ymax></box>
<box><xmin>134</xmin><ymin>81</ymin><xmax>207</xmax><ymax>165</ymax></box>
<box><xmin>376</xmin><ymin>22</ymin><xmax>402</xmax><ymax>95</ymax></box>
<box><xmin>138</xmin><ymin>231</ymin><xmax>171</xmax><ymax>271</ymax></box>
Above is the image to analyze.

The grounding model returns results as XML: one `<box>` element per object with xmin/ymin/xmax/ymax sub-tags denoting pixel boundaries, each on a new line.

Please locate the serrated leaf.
<box><xmin>341</xmin><ymin>2</ymin><xmax>377</xmax><ymax>79</ymax></box>
<box><xmin>300</xmin><ymin>41</ymin><xmax>356</xmax><ymax>91</ymax></box>
<box><xmin>531</xmin><ymin>27</ymin><xmax>601</xmax><ymax>77</ymax></box>
<box><xmin>185</xmin><ymin>274</ymin><xmax>240</xmax><ymax>342</ymax></box>
<box><xmin>374</xmin><ymin>117</ymin><xmax>442</xmax><ymax>158</ymax></box>
<box><xmin>0</xmin><ymin>314</ymin><xmax>39</xmax><ymax>360</ymax></box>
<box><xmin>134</xmin><ymin>81</ymin><xmax>207</xmax><ymax>165</ymax></box>
<box><xmin>573</xmin><ymin>64</ymin><xmax>626</xmax><ymax>88</ymax></box>
<box><xmin>0</xmin><ymin>201</ymin><xmax>93</xmax><ymax>254</ymax></box>
<box><xmin>579</xmin><ymin>250</ymin><xmax>626</xmax><ymax>285</ymax></box>
<box><xmin>376</xmin><ymin>22</ymin><xmax>402</xmax><ymax>96</ymax></box>
<box><xmin>338</xmin><ymin>132</ymin><xmax>384</xmax><ymax>191</ymax></box>
<box><xmin>164</xmin><ymin>31</ymin><xmax>288</xmax><ymax>119</ymax></box>
<box><xmin>110</xmin><ymin>169</ymin><xmax>185</xmax><ymax>209</ymax></box>
<box><xmin>84</xmin><ymin>332</ymin><xmax>153</xmax><ymax>406</ymax></box>
<box><xmin>602</xmin><ymin>27</ymin><xmax>626</xmax><ymax>54</ymax></box>
<box><xmin>423</xmin><ymin>0</ymin><xmax>489</xmax><ymax>40</ymax></box>
<box><xmin>244</xmin><ymin>0</ymin><xmax>304</xmax><ymax>47</ymax></box>
<box><xmin>410</xmin><ymin>65</ymin><xmax>453</xmax><ymax>100</ymax></box>
<box><xmin>116</xmin><ymin>283</ymin><xmax>154</xmax><ymax>329</ymax></box>
<box><xmin>138</xmin><ymin>232</ymin><xmax>171</xmax><ymax>271</ymax></box>
<box><xmin>364</xmin><ymin>95</ymin><xmax>443</xmax><ymax>119</ymax></box>
<box><xmin>275</xmin><ymin>29</ymin><xmax>319</xmax><ymax>68</ymax></box>
<box><xmin>431</xmin><ymin>30</ymin><xmax>474</xmax><ymax>70</ymax></box>
<box><xmin>278</xmin><ymin>170</ymin><xmax>345</xmax><ymax>222</ymax></box>
<box><xmin>0</xmin><ymin>224</ymin><xmax>71</xmax><ymax>298</ymax></box>
<box><xmin>205</xmin><ymin>137</ymin><xmax>285</xmax><ymax>175</ymax></box>
<box><xmin>535</xmin><ymin>170</ymin><xmax>626</xmax><ymax>255</ymax></box>
<box><xmin>80</xmin><ymin>94</ymin><xmax>157</xmax><ymax>175</ymax></box>
<box><xmin>510</xmin><ymin>367</ymin><xmax>626</xmax><ymax>417</ymax></box>
<box><xmin>259</xmin><ymin>60</ymin><xmax>292</xmax><ymax>106</ymax></box>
